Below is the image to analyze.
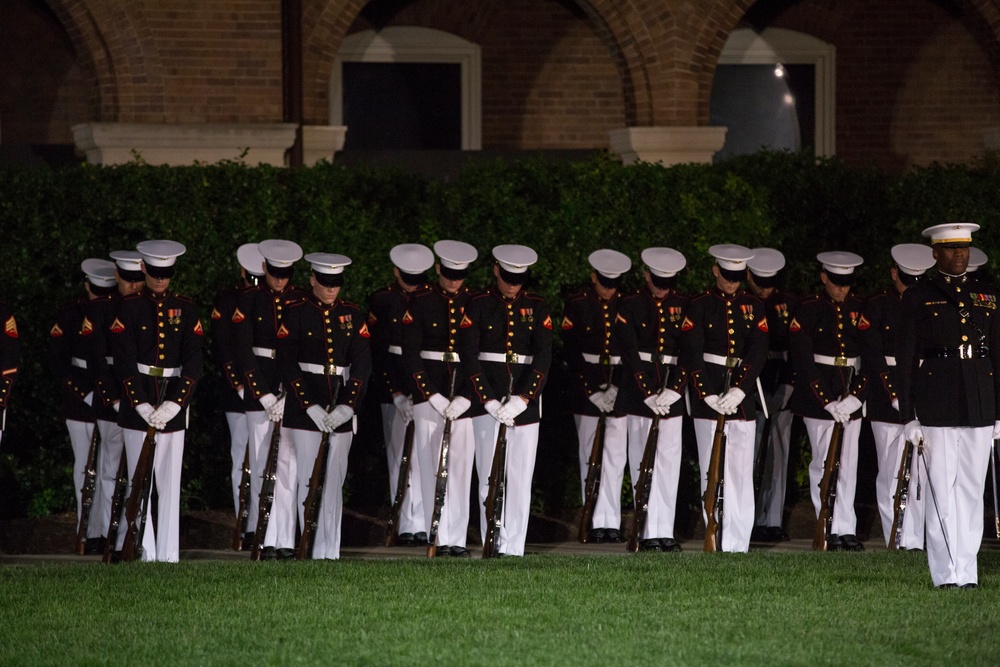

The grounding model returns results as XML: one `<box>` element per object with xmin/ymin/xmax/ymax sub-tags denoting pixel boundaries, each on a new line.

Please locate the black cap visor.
<box><xmin>313</xmin><ymin>270</ymin><xmax>343</xmax><ymax>287</ymax></box>
<box><xmin>144</xmin><ymin>263</ymin><xmax>175</xmax><ymax>280</ymax></box>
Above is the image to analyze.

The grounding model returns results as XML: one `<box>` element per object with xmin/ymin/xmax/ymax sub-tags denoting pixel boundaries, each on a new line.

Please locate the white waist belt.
<box><xmin>479</xmin><ymin>351</ymin><xmax>534</xmax><ymax>364</ymax></box>
<box><xmin>638</xmin><ymin>352</ymin><xmax>678</xmax><ymax>365</ymax></box>
<box><xmin>253</xmin><ymin>346</ymin><xmax>276</xmax><ymax>359</ymax></box>
<box><xmin>298</xmin><ymin>362</ymin><xmax>350</xmax><ymax>376</ymax></box>
<box><xmin>581</xmin><ymin>353</ymin><xmax>621</xmax><ymax>365</ymax></box>
<box><xmin>885</xmin><ymin>356</ymin><xmax>896</xmax><ymax>366</ymax></box>
<box><xmin>420</xmin><ymin>350</ymin><xmax>461</xmax><ymax>362</ymax></box>
<box><xmin>813</xmin><ymin>354</ymin><xmax>860</xmax><ymax>370</ymax></box>
<box><xmin>106</xmin><ymin>356</ymin><xmax>114</xmax><ymax>366</ymax></box>
<box><xmin>137</xmin><ymin>363</ymin><xmax>181</xmax><ymax>378</ymax></box>
<box><xmin>387</xmin><ymin>345</ymin><xmax>402</xmax><ymax>355</ymax></box>
<box><xmin>769</xmin><ymin>351</ymin><xmax>789</xmax><ymax>361</ymax></box>
<box><xmin>71</xmin><ymin>357</ymin><xmax>88</xmax><ymax>369</ymax></box>
<box><xmin>703</xmin><ymin>353</ymin><xmax>742</xmax><ymax>368</ymax></box>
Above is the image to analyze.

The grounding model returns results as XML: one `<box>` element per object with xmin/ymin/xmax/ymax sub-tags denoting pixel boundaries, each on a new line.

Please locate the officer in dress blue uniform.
<box><xmin>788</xmin><ymin>251</ymin><xmax>867</xmax><ymax>551</ymax></box>
<box><xmin>49</xmin><ymin>258</ymin><xmax>117</xmax><ymax>553</ymax></box>
<box><xmin>367</xmin><ymin>243</ymin><xmax>433</xmax><ymax>546</ymax></box>
<box><xmin>681</xmin><ymin>244</ymin><xmax>769</xmax><ymax>553</ymax></box>
<box><xmin>277</xmin><ymin>252</ymin><xmax>371</xmax><ymax>560</ymax></box>
<box><xmin>614</xmin><ymin>247</ymin><xmax>688</xmax><ymax>552</ymax></box>
<box><xmin>858</xmin><ymin>243</ymin><xmax>934</xmax><ymax>549</ymax></box>
<box><xmin>211</xmin><ymin>243</ymin><xmax>264</xmax><ymax>548</ymax></box>
<box><xmin>232</xmin><ymin>239</ymin><xmax>305</xmax><ymax>559</ymax></box>
<box><xmin>896</xmin><ymin>223</ymin><xmax>999</xmax><ymax>589</ymax></box>
<box><xmin>459</xmin><ymin>245</ymin><xmax>553</xmax><ymax>557</ymax></box>
<box><xmin>402</xmin><ymin>240</ymin><xmax>479</xmax><ymax>557</ymax></box>
<box><xmin>111</xmin><ymin>240</ymin><xmax>203</xmax><ymax>562</ymax></box>
<box><xmin>747</xmin><ymin>248</ymin><xmax>798</xmax><ymax>542</ymax></box>
<box><xmin>89</xmin><ymin>250</ymin><xmax>144</xmax><ymax>546</ymax></box>
<box><xmin>563</xmin><ymin>249</ymin><xmax>632</xmax><ymax>543</ymax></box>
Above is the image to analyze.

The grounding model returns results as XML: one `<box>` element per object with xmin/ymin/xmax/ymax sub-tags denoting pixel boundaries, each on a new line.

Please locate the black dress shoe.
<box><xmin>260</xmin><ymin>546</ymin><xmax>278</xmax><ymax>560</ymax></box>
<box><xmin>826</xmin><ymin>534</ymin><xmax>843</xmax><ymax>552</ymax></box>
<box><xmin>839</xmin><ymin>535</ymin><xmax>864</xmax><ymax>552</ymax></box>
<box><xmin>961</xmin><ymin>583</ymin><xmax>979</xmax><ymax>590</ymax></box>
<box><xmin>396</xmin><ymin>532</ymin><xmax>415</xmax><ymax>546</ymax></box>
<box><xmin>84</xmin><ymin>537</ymin><xmax>105</xmax><ymax>555</ymax></box>
<box><xmin>110</xmin><ymin>550</ymin><xmax>123</xmax><ymax>564</ymax></box>
<box><xmin>659</xmin><ymin>538</ymin><xmax>682</xmax><ymax>552</ymax></box>
<box><xmin>937</xmin><ymin>583</ymin><xmax>959</xmax><ymax>589</ymax></box>
<box><xmin>604</xmin><ymin>529</ymin><xmax>623</xmax><ymax>543</ymax></box>
<box><xmin>413</xmin><ymin>532</ymin><xmax>428</xmax><ymax>546</ymax></box>
<box><xmin>588</xmin><ymin>528</ymin><xmax>607</xmax><ymax>544</ymax></box>
<box><xmin>764</xmin><ymin>527</ymin><xmax>790</xmax><ymax>542</ymax></box>
<box><xmin>750</xmin><ymin>526</ymin><xmax>770</xmax><ymax>542</ymax></box>
<box><xmin>638</xmin><ymin>539</ymin><xmax>662</xmax><ymax>552</ymax></box>
<box><xmin>449</xmin><ymin>546</ymin><xmax>471</xmax><ymax>558</ymax></box>
<box><xmin>242</xmin><ymin>532</ymin><xmax>255</xmax><ymax>551</ymax></box>
<box><xmin>276</xmin><ymin>548</ymin><xmax>296</xmax><ymax>560</ymax></box>
<box><xmin>434</xmin><ymin>545</ymin><xmax>451</xmax><ymax>557</ymax></box>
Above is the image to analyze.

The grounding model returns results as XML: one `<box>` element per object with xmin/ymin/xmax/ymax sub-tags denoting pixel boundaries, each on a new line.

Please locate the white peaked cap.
<box><xmin>434</xmin><ymin>240</ymin><xmax>478</xmax><ymax>271</ymax></box>
<box><xmin>891</xmin><ymin>243</ymin><xmax>935</xmax><ymax>276</ymax></box>
<box><xmin>747</xmin><ymin>247</ymin><xmax>785</xmax><ymax>277</ymax></box>
<box><xmin>258</xmin><ymin>239</ymin><xmax>303</xmax><ymax>267</ymax></box>
<box><xmin>237</xmin><ymin>243</ymin><xmax>265</xmax><ymax>275</ymax></box>
<box><xmin>305</xmin><ymin>252</ymin><xmax>352</xmax><ymax>275</ymax></box>
<box><xmin>82</xmin><ymin>258</ymin><xmax>117</xmax><ymax>288</ymax></box>
<box><xmin>390</xmin><ymin>243</ymin><xmax>434</xmax><ymax>273</ymax></box>
<box><xmin>136</xmin><ymin>240</ymin><xmax>186</xmax><ymax>267</ymax></box>
<box><xmin>588</xmin><ymin>249</ymin><xmax>632</xmax><ymax>278</ymax></box>
<box><xmin>817</xmin><ymin>250</ymin><xmax>863</xmax><ymax>275</ymax></box>
<box><xmin>492</xmin><ymin>244</ymin><xmax>537</xmax><ymax>273</ymax></box>
<box><xmin>709</xmin><ymin>244</ymin><xmax>755</xmax><ymax>272</ymax></box>
<box><xmin>109</xmin><ymin>250</ymin><xmax>142</xmax><ymax>273</ymax></box>
<box><xmin>968</xmin><ymin>247</ymin><xmax>988</xmax><ymax>272</ymax></box>
<box><xmin>641</xmin><ymin>247</ymin><xmax>686</xmax><ymax>278</ymax></box>
<box><xmin>922</xmin><ymin>222</ymin><xmax>979</xmax><ymax>245</ymax></box>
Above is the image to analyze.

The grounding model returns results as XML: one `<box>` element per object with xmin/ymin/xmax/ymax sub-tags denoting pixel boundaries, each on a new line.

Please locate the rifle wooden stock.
<box><xmin>481</xmin><ymin>421</ymin><xmax>508</xmax><ymax>559</ymax></box>
<box><xmin>578</xmin><ymin>413</ymin><xmax>606</xmax><ymax>543</ymax></box>
<box><xmin>251</xmin><ymin>415</ymin><xmax>283</xmax><ymax>561</ymax></box>
<box><xmin>427</xmin><ymin>370</ymin><xmax>459</xmax><ymax>558</ymax></box>
<box><xmin>627</xmin><ymin>369</ymin><xmax>670</xmax><ymax>553</ymax></box>
<box><xmin>102</xmin><ymin>452</ymin><xmax>129</xmax><ymax>564</ymax></box>
<box><xmin>232</xmin><ymin>442</ymin><xmax>251</xmax><ymax>551</ymax></box>
<box><xmin>990</xmin><ymin>440</ymin><xmax>999</xmax><ymax>540</ymax></box>
<box><xmin>385</xmin><ymin>420</ymin><xmax>415</xmax><ymax>547</ymax></box>
<box><xmin>297</xmin><ymin>382</ymin><xmax>341</xmax><ymax>560</ymax></box>
<box><xmin>120</xmin><ymin>424</ymin><xmax>157</xmax><ymax>562</ymax></box>
<box><xmin>812</xmin><ymin>367</ymin><xmax>855</xmax><ymax>552</ymax></box>
<box><xmin>889</xmin><ymin>439</ymin><xmax>914</xmax><ymax>551</ymax></box>
<box><xmin>703</xmin><ymin>412</ymin><xmax>727</xmax><ymax>552</ymax></box>
<box><xmin>75</xmin><ymin>424</ymin><xmax>101</xmax><ymax>555</ymax></box>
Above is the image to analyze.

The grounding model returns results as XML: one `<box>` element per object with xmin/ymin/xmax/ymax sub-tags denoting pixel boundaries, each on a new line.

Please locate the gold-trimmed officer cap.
<box><xmin>922</xmin><ymin>222</ymin><xmax>979</xmax><ymax>247</ymax></box>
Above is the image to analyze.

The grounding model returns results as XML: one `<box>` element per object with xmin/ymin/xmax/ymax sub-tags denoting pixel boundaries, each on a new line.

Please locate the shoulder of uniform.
<box><xmin>566</xmin><ymin>291</ymin><xmax>588</xmax><ymax>303</ymax></box>
<box><xmin>370</xmin><ymin>284</ymin><xmax>394</xmax><ymax>299</ymax></box>
<box><xmin>339</xmin><ymin>300</ymin><xmax>362</xmax><ymax>312</ymax></box>
<box><xmin>740</xmin><ymin>291</ymin><xmax>764</xmax><ymax>305</ymax></box>
<box><xmin>690</xmin><ymin>291</ymin><xmax>711</xmax><ymax>303</ymax></box>
<box><xmin>521</xmin><ymin>291</ymin><xmax>548</xmax><ymax>303</ymax></box>
<box><xmin>798</xmin><ymin>294</ymin><xmax>822</xmax><ymax>306</ymax></box>
<box><xmin>173</xmin><ymin>294</ymin><xmax>195</xmax><ymax>304</ymax></box>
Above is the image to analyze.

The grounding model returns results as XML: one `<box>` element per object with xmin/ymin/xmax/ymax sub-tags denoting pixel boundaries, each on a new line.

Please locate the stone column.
<box><xmin>608</xmin><ymin>126</ymin><xmax>728</xmax><ymax>166</ymax></box>
<box><xmin>301</xmin><ymin>126</ymin><xmax>348</xmax><ymax>166</ymax></box>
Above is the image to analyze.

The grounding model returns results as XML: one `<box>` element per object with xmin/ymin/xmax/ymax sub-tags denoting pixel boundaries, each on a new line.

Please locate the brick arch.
<box><xmin>44</xmin><ymin>0</ymin><xmax>167</xmax><ymax>121</ymax></box>
<box><xmin>954</xmin><ymin>0</ymin><xmax>1000</xmax><ymax>78</ymax></box>
<box><xmin>302</xmin><ymin>0</ymin><xmax>370</xmax><ymax>124</ymax></box>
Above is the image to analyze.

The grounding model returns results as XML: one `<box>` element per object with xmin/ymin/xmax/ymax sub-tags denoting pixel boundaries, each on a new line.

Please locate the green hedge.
<box><xmin>1</xmin><ymin>151</ymin><xmax>999</xmax><ymax>520</ymax></box>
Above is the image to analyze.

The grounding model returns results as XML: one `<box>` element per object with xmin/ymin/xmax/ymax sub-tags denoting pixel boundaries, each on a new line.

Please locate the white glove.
<box><xmin>267</xmin><ymin>395</ymin><xmax>285</xmax><ymax>423</ymax></box>
<box><xmin>325</xmin><ymin>405</ymin><xmax>354</xmax><ymax>430</ymax></box>
<box><xmin>588</xmin><ymin>390</ymin><xmax>607</xmax><ymax>412</ymax></box>
<box><xmin>497</xmin><ymin>395</ymin><xmax>528</xmax><ymax>425</ymax></box>
<box><xmin>84</xmin><ymin>392</ymin><xmax>94</xmax><ymax>407</ymax></box>
<box><xmin>904</xmin><ymin>419</ymin><xmax>923</xmax><ymax>443</ymax></box>
<box><xmin>307</xmin><ymin>404</ymin><xmax>333</xmax><ymax>433</ymax></box>
<box><xmin>237</xmin><ymin>387</ymin><xmax>245</xmax><ymax>400</ymax></box>
<box><xmin>824</xmin><ymin>401</ymin><xmax>849</xmax><ymax>424</ymax></box>
<box><xmin>993</xmin><ymin>420</ymin><xmax>1000</xmax><ymax>439</ymax></box>
<box><xmin>428</xmin><ymin>393</ymin><xmax>451</xmax><ymax>417</ymax></box>
<box><xmin>717</xmin><ymin>387</ymin><xmax>746</xmax><ymax>415</ymax></box>
<box><xmin>135</xmin><ymin>402</ymin><xmax>156</xmax><ymax>426</ymax></box>
<box><xmin>151</xmin><ymin>401</ymin><xmax>181</xmax><ymax>429</ymax></box>
<box><xmin>891</xmin><ymin>398</ymin><xmax>900</xmax><ymax>413</ymax></box>
<box><xmin>444</xmin><ymin>396</ymin><xmax>471</xmax><ymax>420</ymax></box>
<box><xmin>643</xmin><ymin>394</ymin><xmax>667</xmax><ymax>416</ymax></box>
<box><xmin>655</xmin><ymin>388</ymin><xmax>682</xmax><ymax>409</ymax></box>
<box><xmin>258</xmin><ymin>393</ymin><xmax>278</xmax><ymax>412</ymax></box>
<box><xmin>484</xmin><ymin>399</ymin><xmax>504</xmax><ymax>423</ymax></box>
<box><xmin>112</xmin><ymin>400</ymin><xmax>120</xmax><ymax>413</ymax></box>
<box><xmin>704</xmin><ymin>395</ymin><xmax>725</xmax><ymax>415</ymax></box>
<box><xmin>837</xmin><ymin>395</ymin><xmax>862</xmax><ymax>419</ymax></box>
<box><xmin>601</xmin><ymin>385</ymin><xmax>619</xmax><ymax>412</ymax></box>
<box><xmin>393</xmin><ymin>394</ymin><xmax>413</xmax><ymax>425</ymax></box>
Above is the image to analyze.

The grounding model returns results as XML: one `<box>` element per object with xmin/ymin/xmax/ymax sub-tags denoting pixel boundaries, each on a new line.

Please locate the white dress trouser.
<box><xmin>118</xmin><ymin>428</ymin><xmax>185</xmax><ymax>562</ymax></box>
<box><xmin>870</xmin><ymin>421</ymin><xmax>925</xmax><ymax>549</ymax></box>
<box><xmin>66</xmin><ymin>419</ymin><xmax>104</xmax><ymax>539</ymax></box>
<box><xmin>626</xmin><ymin>415</ymin><xmax>683</xmax><ymax>540</ymax></box>
<box><xmin>412</xmin><ymin>402</ymin><xmax>474</xmax><ymax>548</ymax></box>
<box><xmin>292</xmin><ymin>428</ymin><xmax>352</xmax><ymax>560</ymax></box>
<box><xmin>472</xmin><ymin>414</ymin><xmax>539</xmax><ymax>556</ymax></box>
<box><xmin>247</xmin><ymin>410</ymin><xmax>297</xmax><ymax>548</ymax></box>
<box><xmin>575</xmin><ymin>414</ymin><xmax>628</xmax><ymax>531</ymax></box>
<box><xmin>96</xmin><ymin>418</ymin><xmax>126</xmax><ymax>539</ymax></box>
<box><xmin>754</xmin><ymin>409</ymin><xmax>794</xmax><ymax>528</ymax></box>
<box><xmin>919</xmin><ymin>425</ymin><xmax>992</xmax><ymax>587</ymax></box>
<box><xmin>382</xmin><ymin>402</ymin><xmax>425</xmax><ymax>535</ymax></box>
<box><xmin>803</xmin><ymin>417</ymin><xmax>861</xmax><ymax>536</ymax></box>
<box><xmin>225</xmin><ymin>411</ymin><xmax>249</xmax><ymax>519</ymax></box>
<box><xmin>693</xmin><ymin>418</ymin><xmax>756</xmax><ymax>552</ymax></box>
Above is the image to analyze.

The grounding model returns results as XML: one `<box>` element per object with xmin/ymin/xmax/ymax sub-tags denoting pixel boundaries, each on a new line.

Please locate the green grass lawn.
<box><xmin>1</xmin><ymin>551</ymin><xmax>998</xmax><ymax>666</ymax></box>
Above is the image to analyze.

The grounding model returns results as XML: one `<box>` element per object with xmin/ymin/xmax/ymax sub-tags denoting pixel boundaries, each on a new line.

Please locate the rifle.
<box><xmin>297</xmin><ymin>381</ymin><xmax>340</xmax><ymax>560</ymax></box>
<box><xmin>812</xmin><ymin>367</ymin><xmax>856</xmax><ymax>551</ymax></box>
<box><xmin>482</xmin><ymin>377</ymin><xmax>514</xmax><ymax>559</ymax></box>
<box><xmin>752</xmin><ymin>413</ymin><xmax>772</xmax><ymax>496</ymax></box>
<box><xmin>889</xmin><ymin>438</ymin><xmax>914</xmax><ymax>551</ymax></box>
<box><xmin>991</xmin><ymin>440</ymin><xmax>1000</xmax><ymax>540</ymax></box>
<box><xmin>579</xmin><ymin>363</ymin><xmax>613</xmax><ymax>544</ymax></box>
<box><xmin>119</xmin><ymin>422</ymin><xmax>158</xmax><ymax>562</ymax></box>
<box><xmin>427</xmin><ymin>368</ymin><xmax>458</xmax><ymax>558</ymax></box>
<box><xmin>384</xmin><ymin>419</ymin><xmax>415</xmax><ymax>547</ymax></box>
<box><xmin>250</xmin><ymin>390</ymin><xmax>285</xmax><ymax>561</ymax></box>
<box><xmin>75</xmin><ymin>424</ymin><xmax>101</xmax><ymax>555</ymax></box>
<box><xmin>232</xmin><ymin>441</ymin><xmax>251</xmax><ymax>551</ymax></box>
<box><xmin>703</xmin><ymin>366</ymin><xmax>733</xmax><ymax>552</ymax></box>
<box><xmin>102</xmin><ymin>451</ymin><xmax>129</xmax><ymax>564</ymax></box>
<box><xmin>627</xmin><ymin>368</ymin><xmax>670</xmax><ymax>553</ymax></box>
